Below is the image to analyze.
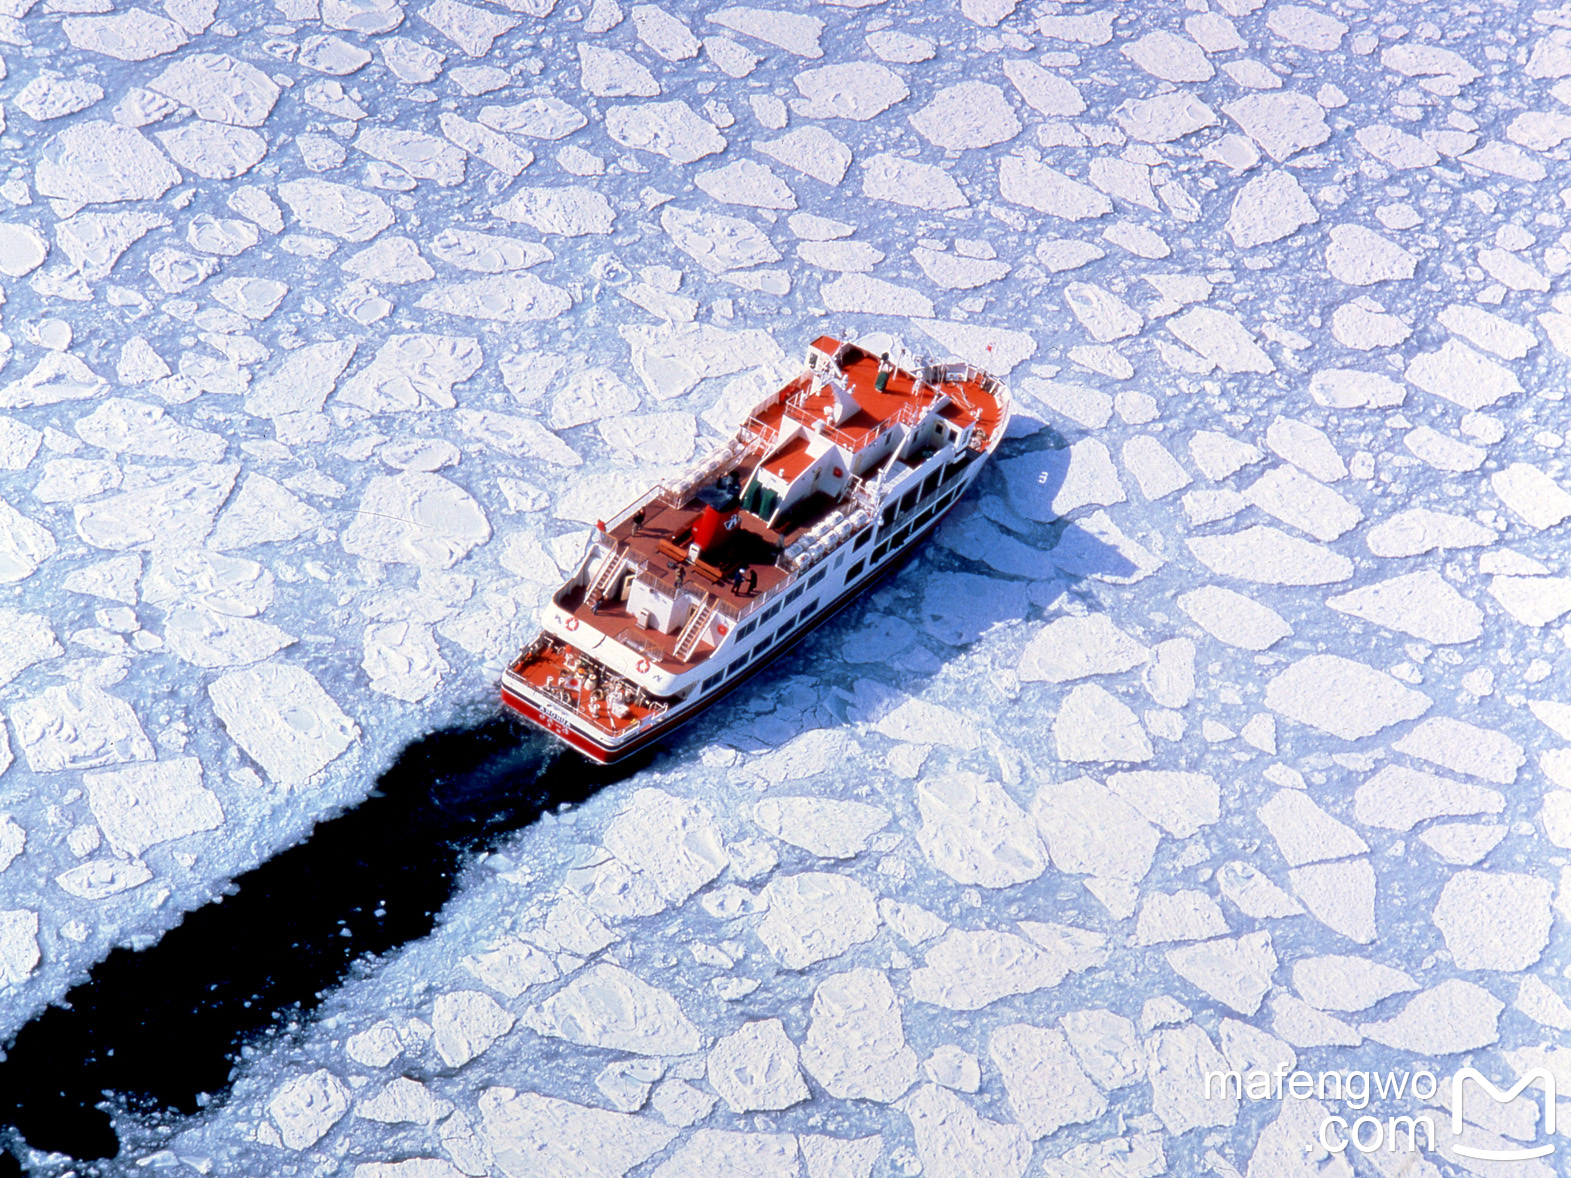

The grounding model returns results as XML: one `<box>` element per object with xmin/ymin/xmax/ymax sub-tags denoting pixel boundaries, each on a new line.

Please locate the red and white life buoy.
<box><xmin>565</xmin><ymin>616</ymin><xmax>580</xmax><ymax>631</ymax></box>
<box><xmin>832</xmin><ymin>466</ymin><xmax>844</xmax><ymax>478</ymax></box>
<box><xmin>716</xmin><ymin>622</ymin><xmax>729</xmax><ymax>637</ymax></box>
<box><xmin>635</xmin><ymin>657</ymin><xmax>651</xmax><ymax>673</ymax></box>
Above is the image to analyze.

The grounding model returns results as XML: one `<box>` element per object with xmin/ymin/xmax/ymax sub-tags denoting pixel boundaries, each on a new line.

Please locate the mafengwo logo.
<box><xmin>1449</xmin><ymin>1068</ymin><xmax>1556</xmax><ymax>1162</ymax></box>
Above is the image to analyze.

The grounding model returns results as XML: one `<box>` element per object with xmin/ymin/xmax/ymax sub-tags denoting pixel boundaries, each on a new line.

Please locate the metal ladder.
<box><xmin>585</xmin><ymin>543</ymin><xmax>628</xmax><ymax>606</ymax></box>
<box><xmin>674</xmin><ymin>594</ymin><xmax>718</xmax><ymax>661</ymax></box>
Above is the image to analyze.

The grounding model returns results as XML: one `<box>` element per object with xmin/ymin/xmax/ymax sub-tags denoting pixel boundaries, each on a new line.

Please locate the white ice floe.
<box><xmin>756</xmin><ymin>871</ymin><xmax>878</xmax><ymax>968</ymax></box>
<box><xmin>1490</xmin><ymin>462</ymin><xmax>1571</xmax><ymax>529</ymax></box>
<box><xmin>1165</xmin><ymin>932</ymin><xmax>1277</xmax><ymax>1015</ymax></box>
<box><xmin>1359</xmin><ymin>980</ymin><xmax>1502</xmax><ymax>1055</ymax></box>
<box><xmin>1291</xmin><ymin>955</ymin><xmax>1417</xmax><ymax>1012</ymax></box>
<box><xmin>1053</xmin><ymin>684</ymin><xmax>1153</xmax><ymax>764</ymax></box>
<box><xmin>1019</xmin><ymin>614</ymin><xmax>1148</xmax><ymax>683</ymax></box>
<box><xmin>1265</xmin><ymin>654</ymin><xmax>1429</xmax><ymax>739</ymax></box>
<box><xmin>914</xmin><ymin>771</ymin><xmax>1047</xmax><ymax>888</ymax></box>
<box><xmin>910</xmin><ymin>924</ymin><xmax>1107</xmax><ymax>1011</ymax></box>
<box><xmin>342</xmin><ymin>473</ymin><xmax>490</xmax><ymax>569</ymax></box>
<box><xmin>432</xmin><ymin>989</ymin><xmax>514</xmax><ymax>1067</ymax></box>
<box><xmin>1392</xmin><ymin>717</ymin><xmax>1524</xmax><ymax>784</ymax></box>
<box><xmin>1431</xmin><ymin>870</ymin><xmax>1553</xmax><ymax>972</ymax></box>
<box><xmin>476</xmin><ymin>1088</ymin><xmax>675</xmax><ymax>1178</ymax></box>
<box><xmin>1365</xmin><ymin>508</ymin><xmax>1495</xmax><ymax>557</ymax></box>
<box><xmin>800</xmin><ymin>967</ymin><xmax>918</xmax><ymax>1101</ymax></box>
<box><xmin>1188</xmin><ymin>526</ymin><xmax>1352</xmax><ymax>586</ymax></box>
<box><xmin>1405</xmin><ymin>339</ymin><xmax>1523</xmax><ymax>410</ymax></box>
<box><xmin>1177</xmin><ymin>585</ymin><xmax>1291</xmax><ymax>650</ymax></box>
<box><xmin>268</xmin><ymin>1070</ymin><xmax>350</xmax><ymax>1151</ymax></box>
<box><xmin>524</xmin><ymin>963</ymin><xmax>701</xmax><ymax>1055</ymax></box>
<box><xmin>208</xmin><ymin>663</ymin><xmax>357</xmax><ymax>787</ymax></box>
<box><xmin>706</xmin><ymin>1019</ymin><xmax>809</xmax><ymax>1112</ymax></box>
<box><xmin>999</xmin><ymin>158</ymin><xmax>1111</xmax><ymax>220</ymax></box>
<box><xmin>990</xmin><ymin>1023</ymin><xmax>1105</xmax><ymax>1138</ymax></box>
<box><xmin>1257</xmin><ymin>790</ymin><xmax>1367</xmax><ymax>867</ymax></box>
<box><xmin>1326</xmin><ymin>571</ymin><xmax>1484</xmax><ymax>645</ymax></box>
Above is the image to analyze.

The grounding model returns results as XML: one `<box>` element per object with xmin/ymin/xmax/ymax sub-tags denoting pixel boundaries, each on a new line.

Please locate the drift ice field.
<box><xmin>0</xmin><ymin>0</ymin><xmax>1568</xmax><ymax>1172</ymax></box>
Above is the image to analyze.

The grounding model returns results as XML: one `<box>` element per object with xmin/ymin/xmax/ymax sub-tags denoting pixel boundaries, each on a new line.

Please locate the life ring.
<box><xmin>565</xmin><ymin>616</ymin><xmax>579</xmax><ymax>631</ymax></box>
<box><xmin>636</xmin><ymin>658</ymin><xmax>651</xmax><ymax>673</ymax></box>
<box><xmin>716</xmin><ymin>622</ymin><xmax>729</xmax><ymax>637</ymax></box>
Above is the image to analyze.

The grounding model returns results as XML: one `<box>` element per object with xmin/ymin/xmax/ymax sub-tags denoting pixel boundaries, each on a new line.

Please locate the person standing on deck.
<box><xmin>731</xmin><ymin>567</ymin><xmax>745</xmax><ymax>594</ymax></box>
<box><xmin>631</xmin><ymin>508</ymin><xmax>646</xmax><ymax>534</ymax></box>
<box><xmin>746</xmin><ymin>568</ymin><xmax>758</xmax><ymax>595</ymax></box>
<box><xmin>874</xmin><ymin>352</ymin><xmax>892</xmax><ymax>392</ymax></box>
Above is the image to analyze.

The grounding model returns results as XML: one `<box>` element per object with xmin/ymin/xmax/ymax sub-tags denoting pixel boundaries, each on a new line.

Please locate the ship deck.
<box><xmin>507</xmin><ymin>638</ymin><xmax>661</xmax><ymax>737</ymax></box>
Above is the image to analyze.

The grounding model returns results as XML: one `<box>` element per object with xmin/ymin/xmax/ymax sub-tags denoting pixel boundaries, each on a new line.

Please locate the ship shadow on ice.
<box><xmin>0</xmin><ymin>713</ymin><xmax>638</xmax><ymax>1168</ymax></box>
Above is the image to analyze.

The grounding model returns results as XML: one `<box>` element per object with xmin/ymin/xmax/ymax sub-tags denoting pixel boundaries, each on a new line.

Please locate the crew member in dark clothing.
<box><xmin>631</xmin><ymin>508</ymin><xmax>647</xmax><ymax>534</ymax></box>
<box><xmin>746</xmin><ymin>568</ymin><xmax>758</xmax><ymax>595</ymax></box>
<box><xmin>674</xmin><ymin>567</ymin><xmax>686</xmax><ymax>591</ymax></box>
<box><xmin>731</xmin><ymin>567</ymin><xmax>745</xmax><ymax>594</ymax></box>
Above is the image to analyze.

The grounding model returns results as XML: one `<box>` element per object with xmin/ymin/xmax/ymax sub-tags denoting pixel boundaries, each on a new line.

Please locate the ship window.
<box><xmin>941</xmin><ymin>457</ymin><xmax>966</xmax><ymax>483</ymax></box>
<box><xmin>702</xmin><ymin>673</ymin><xmax>723</xmax><ymax>691</ymax></box>
<box><xmin>737</xmin><ymin>619</ymin><xmax>758</xmax><ymax>640</ymax></box>
<box><xmin>761</xmin><ymin>601</ymin><xmax>782</xmax><ymax>623</ymax></box>
<box><xmin>921</xmin><ymin>470</ymin><xmax>941</xmax><ymax>499</ymax></box>
<box><xmin>847</xmin><ymin>558</ymin><xmax>865</xmax><ymax>579</ymax></box>
<box><xmin>881</xmin><ymin>504</ymin><xmax>897</xmax><ymax>528</ymax></box>
<box><xmin>731</xmin><ymin>651</ymin><xmax>751</xmax><ymax>672</ymax></box>
<box><xmin>784</xmin><ymin>584</ymin><xmax>805</xmax><ymax>605</ymax></box>
<box><xmin>853</xmin><ymin>529</ymin><xmax>873</xmax><ymax>550</ymax></box>
<box><xmin>806</xmin><ymin>567</ymin><xmax>826</xmax><ymax>588</ymax></box>
<box><xmin>899</xmin><ymin>488</ymin><xmax>919</xmax><ymax>514</ymax></box>
<box><xmin>755</xmin><ymin>632</ymin><xmax>774</xmax><ymax>653</ymax></box>
<box><xmin>873</xmin><ymin>540</ymin><xmax>889</xmax><ymax>561</ymax></box>
<box><xmin>917</xmin><ymin>506</ymin><xmax>936</xmax><ymax>528</ymax></box>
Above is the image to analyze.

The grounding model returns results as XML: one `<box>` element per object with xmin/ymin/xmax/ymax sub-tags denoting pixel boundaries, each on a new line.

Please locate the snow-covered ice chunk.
<box><xmin>1031</xmin><ymin>776</ymin><xmax>1159</xmax><ymax>883</ymax></box>
<box><xmin>432</xmin><ymin>989</ymin><xmax>514</xmax><ymax>1067</ymax></box>
<box><xmin>800</xmin><ymin>967</ymin><xmax>918</xmax><ymax>1101</ymax></box>
<box><xmin>1136</xmin><ymin>891</ymin><xmax>1229</xmax><ymax>945</ymax></box>
<box><xmin>0</xmin><ymin>224</ymin><xmax>48</xmax><ymax>279</ymax></box>
<box><xmin>417</xmin><ymin>273</ymin><xmax>573</xmax><ymax>323</ymax></box>
<box><xmin>911</xmin><ymin>924</ymin><xmax>1106</xmax><ymax>1011</ymax></box>
<box><xmin>343</xmin><ymin>237</ymin><xmax>434</xmax><ymax>285</ymax></box>
<box><xmin>208</xmin><ymin>663</ymin><xmax>358</xmax><ymax>787</ymax></box>
<box><xmin>1353</xmin><ymin>764</ymin><xmax>1503</xmax><ymax>832</ymax></box>
<box><xmin>1222</xmin><ymin>93</ymin><xmax>1328</xmax><ymax>161</ymax></box>
<box><xmin>757</xmin><ymin>871</ymin><xmax>878</xmax><ymax>968</ymax></box>
<box><xmin>1165</xmin><ymin>932</ymin><xmax>1276</xmax><ymax>1015</ymax></box>
<box><xmin>1217</xmin><ymin>861</ymin><xmax>1302</xmax><ymax>919</ymax></box>
<box><xmin>1188</xmin><ymin>526</ymin><xmax>1351</xmax><ymax>586</ymax></box>
<box><xmin>1391</xmin><ymin>717</ymin><xmax>1523</xmax><ymax>784</ymax></box>
<box><xmin>1405</xmin><ymin>340</ymin><xmax>1522</xmax><ymax>410</ymax></box>
<box><xmin>1243</xmin><ymin>465</ymin><xmax>1362</xmax><ymax>541</ymax></box>
<box><xmin>695</xmin><ymin>160</ymin><xmax>796</xmax><ymax>210</ymax></box>
<box><xmin>604</xmin><ymin>788</ymin><xmax>727</xmax><ymax>903</ymax></box>
<box><xmin>1257</xmin><ymin>790</ymin><xmax>1367</xmax><ymax>867</ymax></box>
<box><xmin>419</xmin><ymin>0</ymin><xmax>518</xmax><ymax>56</ymax></box>
<box><xmin>355</xmin><ymin>128</ymin><xmax>466</xmax><ymax>186</ymax></box>
<box><xmin>1355</xmin><ymin>123</ymin><xmax>1438</xmax><ymax>169</ymax></box>
<box><xmin>1064</xmin><ymin>282</ymin><xmax>1141</xmax><ymax>341</ymax></box>
<box><xmin>1053</xmin><ymin>684</ymin><xmax>1152</xmax><ymax>764</ymax></box>
<box><xmin>11</xmin><ymin>683</ymin><xmax>152</xmax><ymax>772</ymax></box>
<box><xmin>35</xmin><ymin>120</ymin><xmax>181</xmax><ymax>205</ymax></box>
<box><xmin>361</xmin><ymin>620</ymin><xmax>446</xmax><ymax>701</ymax></box>
<box><xmin>1325</xmin><ymin>224</ymin><xmax>1417</xmax><ymax>286</ymax></box>
<box><xmin>1123</xmin><ymin>30</ymin><xmax>1212</xmax><ymax>83</ymax></box>
<box><xmin>0</xmin><ymin>609</ymin><xmax>59</xmax><ymax>687</ymax></box>
<box><xmin>1105</xmin><ymin>771</ymin><xmax>1218</xmax><ymax>839</ymax></box>
<box><xmin>1439</xmin><ymin>303</ymin><xmax>1537</xmax><ymax>360</ymax></box>
<box><xmin>661</xmin><ymin>206</ymin><xmax>780</xmax><ymax>272</ymax></box>
<box><xmin>752</xmin><ymin>796</ymin><xmax>889</xmax><ymax>859</ymax></box>
<box><xmin>83</xmin><ymin>757</ymin><xmax>221</xmax><ymax>860</ymax></box>
<box><xmin>1059</xmin><ymin>1008</ymin><xmax>1143</xmax><ymax>1090</ymax></box>
<box><xmin>1291</xmin><ymin>955</ymin><xmax>1417</xmax><ymax>1012</ymax></box>
<box><xmin>1177</xmin><ymin>585</ymin><xmax>1291</xmax><ymax>650</ymax></box>
<box><xmin>706</xmin><ymin>1019</ymin><xmax>809</xmax><ymax>1112</ymax></box>
<box><xmin>1405</xmin><ymin>425</ymin><xmax>1485</xmax><ymax>473</ymax></box>
<box><xmin>75</xmin><ymin>399</ymin><xmax>225</xmax><ymax>462</ymax></box>
<box><xmin>709</xmin><ymin>7</ymin><xmax>823</xmax><ymax>57</ymax></box>
<box><xmin>495</xmin><ymin>186</ymin><xmax>615</xmax><ymax>236</ymax></box>
<box><xmin>63</xmin><ymin>10</ymin><xmax>189</xmax><ymax>60</ymax></box>
<box><xmin>0</xmin><ymin>911</ymin><xmax>39</xmax><ymax>987</ymax></box>
<box><xmin>910</xmin><ymin>82</ymin><xmax>1020</xmax><ymax>149</ymax></box>
<box><xmin>900</xmin><ymin>1084</ymin><xmax>1031</xmax><ymax>1178</ymax></box>
<box><xmin>337</xmin><ymin>335</ymin><xmax>479</xmax><ymax>414</ymax></box>
<box><xmin>1432</xmin><ymin>870</ymin><xmax>1552</xmax><ymax>972</ymax></box>
<box><xmin>1166</xmin><ymin>308</ymin><xmax>1273</xmax><ymax>373</ymax></box>
<box><xmin>1019</xmin><ymin>614</ymin><xmax>1147</xmax><ymax>682</ymax></box>
<box><xmin>1359</xmin><ymin>980</ymin><xmax>1502</xmax><ymax>1055</ymax></box>
<box><xmin>1187</xmin><ymin>430</ymin><xmax>1264</xmax><ymax>481</ymax></box>
<box><xmin>476</xmin><ymin>1088</ymin><xmax>676</xmax><ymax>1178</ymax></box>
<box><xmin>791</xmin><ymin>62</ymin><xmax>908</xmax><ymax>121</ymax></box>
<box><xmin>156</xmin><ymin>120</ymin><xmax>268</xmax><ymax>180</ymax></box>
<box><xmin>1146</xmin><ymin>1024</ymin><xmax>1236</xmax><ymax>1134</ymax></box>
<box><xmin>651</xmin><ymin>1131</ymin><xmax>797</xmax><ymax>1178</ymax></box>
<box><xmin>357</xmin><ymin>1077</ymin><xmax>453</xmax><ymax>1125</ymax></box>
<box><xmin>523</xmin><ymin>963</ymin><xmax>701</xmax><ymax>1055</ymax></box>
<box><xmin>1264</xmin><ymin>416</ymin><xmax>1345</xmax><ymax>481</ymax></box>
<box><xmin>148</xmin><ymin>54</ymin><xmax>279</xmax><ymax>125</ymax></box>
<box><xmin>268</xmin><ymin>1070</ymin><xmax>350</xmax><ymax>1151</ymax></box>
<box><xmin>1326</xmin><ymin>571</ymin><xmax>1483</xmax><ymax>645</ymax></box>
<box><xmin>1289</xmin><ymin>860</ymin><xmax>1376</xmax><ymax>943</ymax></box>
<box><xmin>1366</xmin><ymin>508</ymin><xmax>1494</xmax><ymax>557</ymax></box>
<box><xmin>914</xmin><ymin>771</ymin><xmax>1047</xmax><ymax>888</ymax></box>
<box><xmin>1489</xmin><ymin>574</ymin><xmax>1571</xmax><ymax>627</ymax></box>
<box><xmin>607</xmin><ymin>101</ymin><xmax>725</xmax><ymax>164</ymax></box>
<box><xmin>1002</xmin><ymin>60</ymin><xmax>1085</xmax><ymax>116</ymax></box>
<box><xmin>999</xmin><ymin>158</ymin><xmax>1110</xmax><ymax>220</ymax></box>
<box><xmin>861</xmin><ymin>154</ymin><xmax>966</xmax><ymax>211</ymax></box>
<box><xmin>578</xmin><ymin>43</ymin><xmax>659</xmax><ymax>98</ymax></box>
<box><xmin>756</xmin><ymin>125</ymin><xmax>852</xmax><ymax>186</ymax></box>
<box><xmin>1264</xmin><ymin>655</ymin><xmax>1429</xmax><ymax>739</ymax></box>
<box><xmin>277</xmin><ymin>178</ymin><xmax>393</xmax><ymax>242</ymax></box>
<box><xmin>1490</xmin><ymin>463</ymin><xmax>1571</xmax><ymax>529</ymax></box>
<box><xmin>821</xmin><ymin>274</ymin><xmax>932</xmax><ymax>318</ymax></box>
<box><xmin>1114</xmin><ymin>90</ymin><xmax>1217</xmax><ymax>143</ymax></box>
<box><xmin>341</xmin><ymin>473</ymin><xmax>490</xmax><ymax>569</ymax></box>
<box><xmin>1268</xmin><ymin>4</ymin><xmax>1346</xmax><ymax>50</ymax></box>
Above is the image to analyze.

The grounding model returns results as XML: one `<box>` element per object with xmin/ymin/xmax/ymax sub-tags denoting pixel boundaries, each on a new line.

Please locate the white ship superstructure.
<box><xmin>500</xmin><ymin>335</ymin><xmax>1011</xmax><ymax>763</ymax></box>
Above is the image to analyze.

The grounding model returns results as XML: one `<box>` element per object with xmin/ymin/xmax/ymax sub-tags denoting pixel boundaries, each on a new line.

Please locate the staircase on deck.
<box><xmin>585</xmin><ymin>542</ymin><xmax>629</xmax><ymax>607</ymax></box>
<box><xmin>674</xmin><ymin>594</ymin><xmax>718</xmax><ymax>661</ymax></box>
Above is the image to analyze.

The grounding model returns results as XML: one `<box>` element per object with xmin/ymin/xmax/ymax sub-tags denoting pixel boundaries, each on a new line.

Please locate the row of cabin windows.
<box><xmin>702</xmin><ymin>576</ymin><xmax>828</xmax><ymax>692</ymax></box>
